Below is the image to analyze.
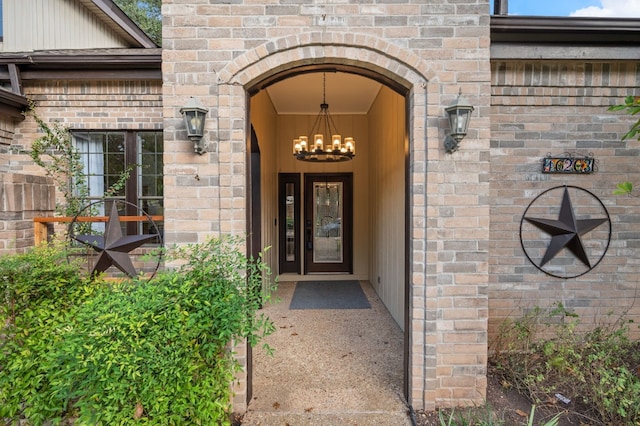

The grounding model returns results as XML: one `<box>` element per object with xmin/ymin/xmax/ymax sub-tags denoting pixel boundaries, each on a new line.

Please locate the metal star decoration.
<box><xmin>74</xmin><ymin>203</ymin><xmax>157</xmax><ymax>277</ymax></box>
<box><xmin>524</xmin><ymin>186</ymin><xmax>608</xmax><ymax>269</ymax></box>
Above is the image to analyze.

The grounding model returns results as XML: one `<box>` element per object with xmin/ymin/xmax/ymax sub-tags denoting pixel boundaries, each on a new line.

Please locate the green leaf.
<box><xmin>613</xmin><ymin>181</ymin><xmax>633</xmax><ymax>195</ymax></box>
<box><xmin>610</xmin><ymin>96</ymin><xmax>640</xmax><ymax>141</ymax></box>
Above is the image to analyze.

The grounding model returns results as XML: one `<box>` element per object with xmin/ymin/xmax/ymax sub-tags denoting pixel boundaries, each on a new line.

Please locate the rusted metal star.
<box><xmin>524</xmin><ymin>186</ymin><xmax>608</xmax><ymax>268</ymax></box>
<box><xmin>74</xmin><ymin>203</ymin><xmax>157</xmax><ymax>277</ymax></box>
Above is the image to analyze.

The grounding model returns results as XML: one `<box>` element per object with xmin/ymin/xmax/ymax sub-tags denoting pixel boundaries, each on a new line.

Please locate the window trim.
<box><xmin>72</xmin><ymin>129</ymin><xmax>163</xmax><ymax>235</ymax></box>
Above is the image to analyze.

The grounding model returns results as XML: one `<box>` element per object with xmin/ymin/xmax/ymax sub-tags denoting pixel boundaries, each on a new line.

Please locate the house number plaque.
<box><xmin>542</xmin><ymin>153</ymin><xmax>595</xmax><ymax>174</ymax></box>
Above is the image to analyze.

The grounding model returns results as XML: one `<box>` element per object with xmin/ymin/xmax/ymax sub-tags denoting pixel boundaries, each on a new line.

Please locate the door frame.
<box><xmin>304</xmin><ymin>172</ymin><xmax>353</xmax><ymax>274</ymax></box>
<box><xmin>245</xmin><ymin>125</ymin><xmax>261</xmax><ymax>403</ymax></box>
<box><xmin>247</xmin><ymin>65</ymin><xmax>411</xmax><ymax>401</ymax></box>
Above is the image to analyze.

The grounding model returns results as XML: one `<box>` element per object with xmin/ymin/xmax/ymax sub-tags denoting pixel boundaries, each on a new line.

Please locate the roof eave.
<box><xmin>491</xmin><ymin>15</ymin><xmax>640</xmax><ymax>45</ymax></box>
<box><xmin>0</xmin><ymin>49</ymin><xmax>162</xmax><ymax>68</ymax></box>
<box><xmin>82</xmin><ymin>0</ymin><xmax>157</xmax><ymax>48</ymax></box>
<box><xmin>0</xmin><ymin>89</ymin><xmax>29</xmax><ymax>120</ymax></box>
<box><xmin>0</xmin><ymin>50</ymin><xmax>162</xmax><ymax>83</ymax></box>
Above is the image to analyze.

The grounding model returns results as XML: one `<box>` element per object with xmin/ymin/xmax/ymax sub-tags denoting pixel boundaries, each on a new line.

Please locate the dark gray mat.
<box><xmin>289</xmin><ymin>280</ymin><xmax>371</xmax><ymax>310</ymax></box>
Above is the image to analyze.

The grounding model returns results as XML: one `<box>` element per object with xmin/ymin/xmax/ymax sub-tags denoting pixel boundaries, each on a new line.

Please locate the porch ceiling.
<box><xmin>265</xmin><ymin>72</ymin><xmax>382</xmax><ymax>115</ymax></box>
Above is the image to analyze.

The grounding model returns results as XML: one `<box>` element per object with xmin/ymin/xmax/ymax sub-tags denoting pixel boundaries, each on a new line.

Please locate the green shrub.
<box><xmin>491</xmin><ymin>303</ymin><xmax>640</xmax><ymax>425</ymax></box>
<box><xmin>0</xmin><ymin>242</ymin><xmax>91</xmax><ymax>423</ymax></box>
<box><xmin>1</xmin><ymin>236</ymin><xmax>276</xmax><ymax>425</ymax></box>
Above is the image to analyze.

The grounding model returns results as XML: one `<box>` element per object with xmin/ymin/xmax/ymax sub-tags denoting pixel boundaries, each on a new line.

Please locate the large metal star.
<box><xmin>74</xmin><ymin>203</ymin><xmax>157</xmax><ymax>277</ymax></box>
<box><xmin>524</xmin><ymin>187</ymin><xmax>608</xmax><ymax>268</ymax></box>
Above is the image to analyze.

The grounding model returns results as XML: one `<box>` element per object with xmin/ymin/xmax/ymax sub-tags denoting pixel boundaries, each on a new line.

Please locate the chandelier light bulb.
<box><xmin>332</xmin><ymin>135</ymin><xmax>341</xmax><ymax>151</ymax></box>
<box><xmin>299</xmin><ymin>136</ymin><xmax>308</xmax><ymax>151</ymax></box>
<box><xmin>344</xmin><ymin>137</ymin><xmax>355</xmax><ymax>154</ymax></box>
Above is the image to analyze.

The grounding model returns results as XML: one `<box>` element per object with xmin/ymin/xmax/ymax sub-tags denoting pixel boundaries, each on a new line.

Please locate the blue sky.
<box><xmin>489</xmin><ymin>0</ymin><xmax>640</xmax><ymax>17</ymax></box>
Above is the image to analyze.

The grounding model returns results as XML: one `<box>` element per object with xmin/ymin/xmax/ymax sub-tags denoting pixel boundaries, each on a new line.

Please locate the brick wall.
<box><xmin>11</xmin><ymin>79</ymin><xmax>162</xmax><ymax>177</ymax></box>
<box><xmin>0</xmin><ymin>173</ymin><xmax>55</xmax><ymax>254</ymax></box>
<box><xmin>0</xmin><ymin>116</ymin><xmax>17</xmax><ymax>172</ymax></box>
<box><xmin>1</xmin><ymin>79</ymin><xmax>162</xmax><ymax>253</ymax></box>
<box><xmin>162</xmin><ymin>0</ymin><xmax>492</xmax><ymax>412</ymax></box>
<box><xmin>490</xmin><ymin>60</ymin><xmax>640</xmax><ymax>341</ymax></box>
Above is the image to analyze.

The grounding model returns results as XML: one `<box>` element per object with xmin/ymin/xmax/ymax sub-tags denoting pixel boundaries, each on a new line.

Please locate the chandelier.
<box><xmin>292</xmin><ymin>74</ymin><xmax>355</xmax><ymax>162</ymax></box>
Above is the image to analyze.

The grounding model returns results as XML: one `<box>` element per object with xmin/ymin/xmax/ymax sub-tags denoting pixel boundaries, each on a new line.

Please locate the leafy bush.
<box><xmin>1</xmin><ymin>236</ymin><xmax>275</xmax><ymax>425</ymax></box>
<box><xmin>0</xmin><ymin>242</ymin><xmax>91</xmax><ymax>423</ymax></box>
<box><xmin>27</xmin><ymin>103</ymin><xmax>132</xmax><ymax>220</ymax></box>
<box><xmin>491</xmin><ymin>303</ymin><xmax>640</xmax><ymax>425</ymax></box>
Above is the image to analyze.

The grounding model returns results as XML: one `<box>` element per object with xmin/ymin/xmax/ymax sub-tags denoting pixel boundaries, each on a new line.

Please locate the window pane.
<box><xmin>139</xmin><ymin>133</ymin><xmax>157</xmax><ymax>152</ymax></box>
<box><xmin>313</xmin><ymin>182</ymin><xmax>343</xmax><ymax>263</ymax></box>
<box><xmin>285</xmin><ymin>183</ymin><xmax>296</xmax><ymax>262</ymax></box>
<box><xmin>105</xmin><ymin>133</ymin><xmax>125</xmax><ymax>195</ymax></box>
<box><xmin>73</xmin><ymin>130</ymin><xmax>163</xmax><ymax>242</ymax></box>
<box><xmin>138</xmin><ymin>132</ymin><xmax>163</xmax><ymax>199</ymax></box>
<box><xmin>138</xmin><ymin>132</ymin><xmax>164</xmax><ymax>239</ymax></box>
<box><xmin>73</xmin><ymin>132</ymin><xmax>106</xmax><ymax>200</ymax></box>
<box><xmin>107</xmin><ymin>133</ymin><xmax>125</xmax><ymax>153</ymax></box>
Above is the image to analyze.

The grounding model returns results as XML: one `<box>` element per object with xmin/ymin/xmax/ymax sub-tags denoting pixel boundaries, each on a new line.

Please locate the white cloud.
<box><xmin>570</xmin><ymin>0</ymin><xmax>640</xmax><ymax>17</ymax></box>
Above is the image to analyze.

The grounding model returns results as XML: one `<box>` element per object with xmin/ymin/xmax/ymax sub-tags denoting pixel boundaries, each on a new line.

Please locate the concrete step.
<box><xmin>240</xmin><ymin>409</ymin><xmax>414</xmax><ymax>425</ymax></box>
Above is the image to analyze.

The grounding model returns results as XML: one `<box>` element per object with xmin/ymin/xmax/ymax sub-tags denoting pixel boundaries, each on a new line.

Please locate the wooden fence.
<box><xmin>33</xmin><ymin>216</ymin><xmax>164</xmax><ymax>245</ymax></box>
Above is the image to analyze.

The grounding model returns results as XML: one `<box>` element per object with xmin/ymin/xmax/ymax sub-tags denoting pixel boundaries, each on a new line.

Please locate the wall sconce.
<box><xmin>180</xmin><ymin>97</ymin><xmax>208</xmax><ymax>155</ymax></box>
<box><xmin>443</xmin><ymin>90</ymin><xmax>474</xmax><ymax>153</ymax></box>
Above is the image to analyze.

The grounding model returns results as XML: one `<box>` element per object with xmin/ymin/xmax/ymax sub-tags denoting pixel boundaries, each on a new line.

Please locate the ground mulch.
<box><xmin>414</xmin><ymin>364</ymin><xmax>591</xmax><ymax>426</ymax></box>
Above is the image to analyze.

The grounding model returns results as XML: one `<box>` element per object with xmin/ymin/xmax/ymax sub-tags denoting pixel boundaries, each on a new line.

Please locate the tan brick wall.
<box><xmin>0</xmin><ymin>116</ymin><xmax>17</xmax><ymax>171</ymax></box>
<box><xmin>1</xmin><ymin>79</ymin><xmax>163</xmax><ymax>253</ymax></box>
<box><xmin>0</xmin><ymin>173</ymin><xmax>55</xmax><ymax>254</ymax></box>
<box><xmin>490</xmin><ymin>60</ymin><xmax>640</xmax><ymax>341</ymax></box>
<box><xmin>11</xmin><ymin>79</ymin><xmax>162</xmax><ymax>177</ymax></box>
<box><xmin>162</xmin><ymin>0</ymin><xmax>492</xmax><ymax>412</ymax></box>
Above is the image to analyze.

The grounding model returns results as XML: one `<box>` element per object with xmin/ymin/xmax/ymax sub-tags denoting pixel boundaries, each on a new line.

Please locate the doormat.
<box><xmin>289</xmin><ymin>280</ymin><xmax>371</xmax><ymax>310</ymax></box>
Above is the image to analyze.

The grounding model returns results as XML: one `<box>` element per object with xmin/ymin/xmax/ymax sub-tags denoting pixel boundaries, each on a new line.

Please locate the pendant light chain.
<box><xmin>323</xmin><ymin>73</ymin><xmax>327</xmax><ymax>105</ymax></box>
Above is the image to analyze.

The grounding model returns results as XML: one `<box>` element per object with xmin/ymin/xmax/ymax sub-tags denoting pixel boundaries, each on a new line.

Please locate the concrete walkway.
<box><xmin>241</xmin><ymin>281</ymin><xmax>412</xmax><ymax>425</ymax></box>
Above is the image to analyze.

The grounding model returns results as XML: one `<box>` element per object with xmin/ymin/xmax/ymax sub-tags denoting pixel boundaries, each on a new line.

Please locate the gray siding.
<box><xmin>1</xmin><ymin>0</ymin><xmax>128</xmax><ymax>52</ymax></box>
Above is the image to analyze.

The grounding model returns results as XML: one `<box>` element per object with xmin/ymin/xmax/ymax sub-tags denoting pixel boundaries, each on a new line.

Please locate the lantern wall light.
<box><xmin>180</xmin><ymin>97</ymin><xmax>208</xmax><ymax>155</ymax></box>
<box><xmin>443</xmin><ymin>90</ymin><xmax>474</xmax><ymax>153</ymax></box>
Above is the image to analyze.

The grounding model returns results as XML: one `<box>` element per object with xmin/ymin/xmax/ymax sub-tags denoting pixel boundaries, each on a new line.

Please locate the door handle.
<box><xmin>306</xmin><ymin>219</ymin><xmax>313</xmax><ymax>250</ymax></box>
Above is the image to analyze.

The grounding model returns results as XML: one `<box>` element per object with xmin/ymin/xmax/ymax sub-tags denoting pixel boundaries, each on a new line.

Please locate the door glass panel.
<box><xmin>285</xmin><ymin>183</ymin><xmax>296</xmax><ymax>261</ymax></box>
<box><xmin>279</xmin><ymin>173</ymin><xmax>300</xmax><ymax>274</ymax></box>
<box><xmin>313</xmin><ymin>182</ymin><xmax>343</xmax><ymax>263</ymax></box>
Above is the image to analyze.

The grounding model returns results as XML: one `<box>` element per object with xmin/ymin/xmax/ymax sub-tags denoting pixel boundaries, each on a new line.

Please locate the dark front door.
<box><xmin>304</xmin><ymin>173</ymin><xmax>353</xmax><ymax>273</ymax></box>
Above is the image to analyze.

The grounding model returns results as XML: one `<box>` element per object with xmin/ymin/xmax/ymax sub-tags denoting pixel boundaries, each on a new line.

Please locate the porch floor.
<box><xmin>241</xmin><ymin>281</ymin><xmax>412</xmax><ymax>425</ymax></box>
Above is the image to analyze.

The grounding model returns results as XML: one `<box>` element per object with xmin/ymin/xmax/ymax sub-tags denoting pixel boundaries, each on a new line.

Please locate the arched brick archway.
<box><xmin>218</xmin><ymin>31</ymin><xmax>440</xmax><ymax>411</ymax></box>
<box><xmin>217</xmin><ymin>31</ymin><xmax>434</xmax><ymax>89</ymax></box>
